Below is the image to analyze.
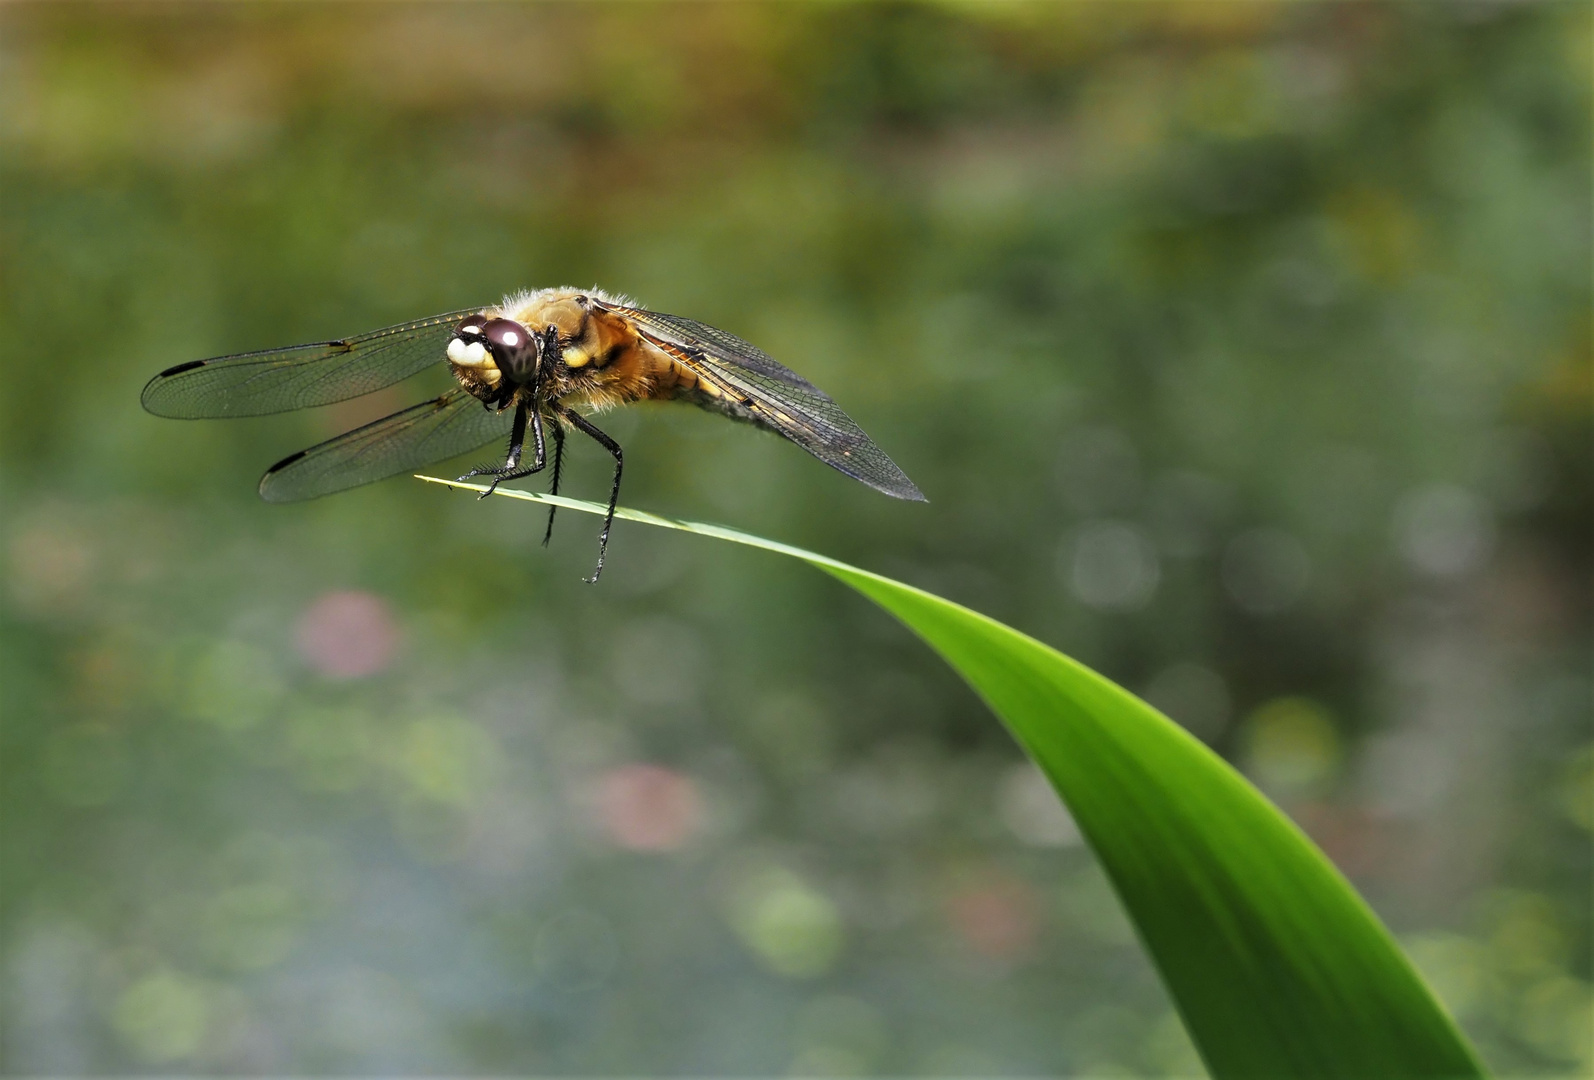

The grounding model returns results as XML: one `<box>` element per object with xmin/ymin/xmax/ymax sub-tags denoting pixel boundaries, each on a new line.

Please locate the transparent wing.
<box><xmin>599</xmin><ymin>302</ymin><xmax>927</xmax><ymax>502</ymax></box>
<box><xmin>258</xmin><ymin>389</ymin><xmax>514</xmax><ymax>503</ymax></box>
<box><xmin>141</xmin><ymin>308</ymin><xmax>481</xmax><ymax>419</ymax></box>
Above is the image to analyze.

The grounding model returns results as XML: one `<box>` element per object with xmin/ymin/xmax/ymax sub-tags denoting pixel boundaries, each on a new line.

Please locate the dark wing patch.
<box><xmin>258</xmin><ymin>389</ymin><xmax>513</xmax><ymax>503</ymax></box>
<box><xmin>141</xmin><ymin>308</ymin><xmax>481</xmax><ymax>419</ymax></box>
<box><xmin>598</xmin><ymin>302</ymin><xmax>926</xmax><ymax>502</ymax></box>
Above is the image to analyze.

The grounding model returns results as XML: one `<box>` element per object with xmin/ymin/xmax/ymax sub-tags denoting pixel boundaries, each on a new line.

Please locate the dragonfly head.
<box><xmin>447</xmin><ymin>315</ymin><xmax>542</xmax><ymax>390</ymax></box>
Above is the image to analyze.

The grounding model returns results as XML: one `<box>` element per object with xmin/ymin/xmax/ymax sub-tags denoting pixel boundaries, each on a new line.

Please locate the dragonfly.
<box><xmin>142</xmin><ymin>287</ymin><xmax>926</xmax><ymax>581</ymax></box>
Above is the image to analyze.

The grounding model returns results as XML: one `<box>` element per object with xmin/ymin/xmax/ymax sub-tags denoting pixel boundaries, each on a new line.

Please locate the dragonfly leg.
<box><xmin>553</xmin><ymin>402</ymin><xmax>622</xmax><ymax>583</ymax></box>
<box><xmin>458</xmin><ymin>401</ymin><xmax>548</xmax><ymax>498</ymax></box>
<box><xmin>542</xmin><ymin>418</ymin><xmax>565</xmax><ymax>547</ymax></box>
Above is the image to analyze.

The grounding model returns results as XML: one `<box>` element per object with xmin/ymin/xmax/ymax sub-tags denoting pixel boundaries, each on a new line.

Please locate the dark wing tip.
<box><xmin>141</xmin><ymin>362</ymin><xmax>206</xmax><ymax>416</ymax></box>
<box><xmin>258</xmin><ymin>450</ymin><xmax>309</xmax><ymax>503</ymax></box>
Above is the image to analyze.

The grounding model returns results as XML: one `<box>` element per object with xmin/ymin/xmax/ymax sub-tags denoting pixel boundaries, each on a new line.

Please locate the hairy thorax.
<box><xmin>494</xmin><ymin>288</ymin><xmax>695</xmax><ymax>412</ymax></box>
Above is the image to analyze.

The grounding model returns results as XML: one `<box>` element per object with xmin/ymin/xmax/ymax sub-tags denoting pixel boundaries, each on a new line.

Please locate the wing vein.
<box><xmin>141</xmin><ymin>308</ymin><xmax>480</xmax><ymax>418</ymax></box>
<box><xmin>598</xmin><ymin>302</ymin><xmax>924</xmax><ymax>501</ymax></box>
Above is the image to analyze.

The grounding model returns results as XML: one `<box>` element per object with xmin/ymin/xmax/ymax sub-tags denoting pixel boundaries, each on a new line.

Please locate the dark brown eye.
<box><xmin>455</xmin><ymin>314</ymin><xmax>488</xmax><ymax>337</ymax></box>
<box><xmin>481</xmin><ymin>318</ymin><xmax>539</xmax><ymax>381</ymax></box>
<box><xmin>482</xmin><ymin>319</ymin><xmax>527</xmax><ymax>351</ymax></box>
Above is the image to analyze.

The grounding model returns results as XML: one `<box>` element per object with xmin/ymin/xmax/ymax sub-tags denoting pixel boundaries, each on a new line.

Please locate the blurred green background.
<box><xmin>2</xmin><ymin>3</ymin><xmax>1588</xmax><ymax>1075</ymax></box>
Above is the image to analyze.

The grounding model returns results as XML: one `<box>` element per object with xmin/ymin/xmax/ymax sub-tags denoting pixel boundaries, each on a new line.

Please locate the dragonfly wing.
<box><xmin>602</xmin><ymin>303</ymin><xmax>926</xmax><ymax>501</ymax></box>
<box><xmin>142</xmin><ymin>308</ymin><xmax>481</xmax><ymax>419</ymax></box>
<box><xmin>258</xmin><ymin>389</ymin><xmax>513</xmax><ymax>502</ymax></box>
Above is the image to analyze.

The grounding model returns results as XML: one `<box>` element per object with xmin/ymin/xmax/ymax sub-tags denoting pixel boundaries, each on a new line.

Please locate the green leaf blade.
<box><xmin>418</xmin><ymin>477</ymin><xmax>1486</xmax><ymax>1079</ymax></box>
<box><xmin>822</xmin><ymin>562</ymin><xmax>1483</xmax><ymax>1079</ymax></box>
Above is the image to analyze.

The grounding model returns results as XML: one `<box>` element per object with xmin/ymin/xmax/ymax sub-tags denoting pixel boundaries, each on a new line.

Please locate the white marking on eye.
<box><xmin>460</xmin><ymin>324</ymin><xmax>483</xmax><ymax>336</ymax></box>
<box><xmin>501</xmin><ymin>330</ymin><xmax>519</xmax><ymax>346</ymax></box>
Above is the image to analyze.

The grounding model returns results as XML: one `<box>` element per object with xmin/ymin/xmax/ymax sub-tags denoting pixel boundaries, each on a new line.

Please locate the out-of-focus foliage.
<box><xmin>1</xmin><ymin>3</ymin><xmax>1588</xmax><ymax>1075</ymax></box>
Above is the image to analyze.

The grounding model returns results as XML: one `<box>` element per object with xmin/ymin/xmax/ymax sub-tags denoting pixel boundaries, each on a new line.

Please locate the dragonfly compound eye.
<box><xmin>481</xmin><ymin>318</ymin><xmax>540</xmax><ymax>382</ymax></box>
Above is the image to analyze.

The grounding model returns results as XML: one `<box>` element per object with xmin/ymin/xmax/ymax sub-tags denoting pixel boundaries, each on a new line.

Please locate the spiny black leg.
<box><xmin>542</xmin><ymin>418</ymin><xmax>565</xmax><ymax>548</ymax></box>
<box><xmin>520</xmin><ymin>408</ymin><xmax>547</xmax><ymax>483</ymax></box>
<box><xmin>458</xmin><ymin>402</ymin><xmax>526</xmax><ymax>485</ymax></box>
<box><xmin>458</xmin><ymin>402</ymin><xmax>551</xmax><ymax>498</ymax></box>
<box><xmin>554</xmin><ymin>402</ymin><xmax>622</xmax><ymax>583</ymax></box>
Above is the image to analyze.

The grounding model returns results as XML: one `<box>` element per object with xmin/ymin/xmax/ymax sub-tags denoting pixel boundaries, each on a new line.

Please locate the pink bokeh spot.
<box><xmin>947</xmin><ymin>877</ymin><xmax>1040</xmax><ymax>960</ymax></box>
<box><xmin>594</xmin><ymin>764</ymin><xmax>702</xmax><ymax>852</ymax></box>
<box><xmin>294</xmin><ymin>590</ymin><xmax>401</xmax><ymax>679</ymax></box>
